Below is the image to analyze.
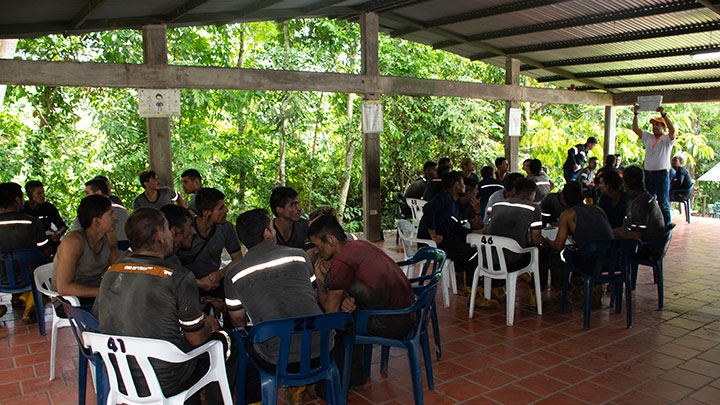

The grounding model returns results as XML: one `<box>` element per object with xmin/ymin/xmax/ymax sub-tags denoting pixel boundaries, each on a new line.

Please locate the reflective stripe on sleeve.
<box><xmin>179</xmin><ymin>314</ymin><xmax>204</xmax><ymax>327</ymax></box>
<box><xmin>0</xmin><ymin>220</ymin><xmax>33</xmax><ymax>225</ymax></box>
<box><xmin>225</xmin><ymin>298</ymin><xmax>242</xmax><ymax>307</ymax></box>
<box><xmin>530</xmin><ymin>221</ymin><xmax>543</xmax><ymax>228</ymax></box>
<box><xmin>36</xmin><ymin>239</ymin><xmax>50</xmax><ymax>247</ymax></box>
<box><xmin>492</xmin><ymin>202</ymin><xmax>536</xmax><ymax>212</ymax></box>
<box><xmin>231</xmin><ymin>256</ymin><xmax>307</xmax><ymax>283</ymax></box>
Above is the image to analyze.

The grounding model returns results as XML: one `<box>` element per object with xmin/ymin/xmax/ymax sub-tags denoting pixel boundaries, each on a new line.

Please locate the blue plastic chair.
<box><xmin>234</xmin><ymin>311</ymin><xmax>354</xmax><ymax>405</ymax></box>
<box><xmin>397</xmin><ymin>246</ymin><xmax>446</xmax><ymax>362</ymax></box>
<box><xmin>629</xmin><ymin>223</ymin><xmax>676</xmax><ymax>310</ymax></box>
<box><xmin>561</xmin><ymin>239</ymin><xmax>640</xmax><ymax>329</ymax></box>
<box><xmin>58</xmin><ymin>297</ymin><xmax>107</xmax><ymax>405</ymax></box>
<box><xmin>0</xmin><ymin>249</ymin><xmax>49</xmax><ymax>335</ymax></box>
<box><xmin>669</xmin><ymin>181</ymin><xmax>694</xmax><ymax>223</ymax></box>
<box><xmin>355</xmin><ymin>280</ymin><xmax>438</xmax><ymax>405</ymax></box>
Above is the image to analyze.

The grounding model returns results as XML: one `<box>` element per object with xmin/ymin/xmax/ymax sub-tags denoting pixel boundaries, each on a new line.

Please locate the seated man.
<box><xmin>270</xmin><ymin>186</ymin><xmax>309</xmax><ymax>250</ymax></box>
<box><xmin>92</xmin><ymin>175</ymin><xmax>124</xmax><ymax>207</ymax></box>
<box><xmin>540</xmin><ymin>191</ymin><xmax>568</xmax><ymax>227</ymax></box>
<box><xmin>70</xmin><ymin>179</ymin><xmax>130</xmax><ymax>250</ymax></box>
<box><xmin>53</xmin><ymin>195</ymin><xmax>119</xmax><ymax>305</ymax></box>
<box><xmin>96</xmin><ymin>208</ymin><xmax>225</xmax><ymax>403</ymax></box>
<box><xmin>522</xmin><ymin>159</ymin><xmax>532</xmax><ymax>177</ymax></box>
<box><xmin>613</xmin><ymin>166</ymin><xmax>666</xmax><ymax>262</ymax></box>
<box><xmin>160</xmin><ymin>204</ymin><xmax>196</xmax><ymax>260</ymax></box>
<box><xmin>495</xmin><ymin>157</ymin><xmax>510</xmax><ymax>184</ymax></box>
<box><xmin>422</xmin><ymin>164</ymin><xmax>450</xmax><ymax>202</ymax></box>
<box><xmin>404</xmin><ymin>161</ymin><xmax>437</xmax><ymax>200</ymax></box>
<box><xmin>181</xmin><ymin>169</ymin><xmax>203</xmax><ymax>214</ymax></box>
<box><xmin>133</xmin><ymin>170</ymin><xmax>184</xmax><ymax>210</ymax></box>
<box><xmin>576</xmin><ymin>157</ymin><xmax>598</xmax><ymax>190</ymax></box>
<box><xmin>0</xmin><ymin>182</ymin><xmax>52</xmax><ymax>320</ymax></box>
<box><xmin>477</xmin><ymin>166</ymin><xmax>504</xmax><ymax>219</ymax></box>
<box><xmin>527</xmin><ymin>159</ymin><xmax>554</xmax><ymax>202</ymax></box>
<box><xmin>460</xmin><ymin>157</ymin><xmax>479</xmax><ymax>182</ymax></box>
<box><xmin>670</xmin><ymin>156</ymin><xmax>693</xmax><ymax>200</ymax></box>
<box><xmin>543</xmin><ymin>182</ymin><xmax>613</xmax><ymax>292</ymax></box>
<box><xmin>438</xmin><ymin>157</ymin><xmax>452</xmax><ymax>170</ymax></box>
<box><xmin>178</xmin><ymin>188</ymin><xmax>243</xmax><ymax>300</ymax></box>
<box><xmin>598</xmin><ymin>170</ymin><xmax>629</xmax><ymax>229</ymax></box>
<box><xmin>484</xmin><ymin>172</ymin><xmax>525</xmax><ymax>226</ymax></box>
<box><xmin>418</xmin><ymin>172</ymin><xmax>495</xmax><ymax>307</ymax></box>
<box><xmin>22</xmin><ymin>180</ymin><xmax>67</xmax><ymax>252</ymax></box>
<box><xmin>485</xmin><ymin>179</ymin><xmax>543</xmax><ymax>305</ymax></box>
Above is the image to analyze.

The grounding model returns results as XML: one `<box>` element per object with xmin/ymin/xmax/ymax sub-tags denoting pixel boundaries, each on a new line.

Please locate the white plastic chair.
<box><xmin>466</xmin><ymin>234</ymin><xmax>542</xmax><ymax>325</ymax></box>
<box><xmin>397</xmin><ymin>219</ymin><xmax>456</xmax><ymax>308</ymax></box>
<box><xmin>33</xmin><ymin>263</ymin><xmax>80</xmax><ymax>381</ymax></box>
<box><xmin>83</xmin><ymin>332</ymin><xmax>232</xmax><ymax>405</ymax></box>
<box><xmin>406</xmin><ymin>198</ymin><xmax>427</xmax><ymax>227</ymax></box>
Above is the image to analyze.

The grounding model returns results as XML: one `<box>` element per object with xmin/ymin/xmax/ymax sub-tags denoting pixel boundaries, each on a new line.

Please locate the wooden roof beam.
<box><xmin>613</xmin><ymin>86</ymin><xmax>720</xmax><ymax>104</ymax></box>
<box><xmin>536</xmin><ymin>61</ymin><xmax>720</xmax><ymax>81</ymax></box>
<box><xmin>164</xmin><ymin>0</ymin><xmax>212</xmax><ymax>23</ymax></box>
<box><xmin>69</xmin><ymin>0</ymin><xmax>108</xmax><ymax>29</ymax></box>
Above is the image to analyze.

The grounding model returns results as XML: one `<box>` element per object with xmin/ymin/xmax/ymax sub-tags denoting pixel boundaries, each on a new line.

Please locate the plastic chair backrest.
<box><xmin>33</xmin><ymin>263</ymin><xmax>57</xmax><ymax>298</ymax></box>
<box><xmin>242</xmin><ymin>311</ymin><xmax>353</xmax><ymax>380</ymax></box>
<box><xmin>0</xmin><ymin>249</ymin><xmax>47</xmax><ymax>292</ymax></box>
<box><xmin>658</xmin><ymin>223</ymin><xmax>676</xmax><ymax>261</ymax></box>
<box><xmin>565</xmin><ymin>240</ymin><xmax>613</xmax><ymax>278</ymax></box>
<box><xmin>83</xmin><ymin>332</ymin><xmax>207</xmax><ymax>403</ymax></box>
<box><xmin>467</xmin><ymin>234</ymin><xmax>526</xmax><ymax>275</ymax></box>
<box><xmin>406</xmin><ymin>198</ymin><xmax>427</xmax><ymax>224</ymax></box>
<box><xmin>396</xmin><ymin>246</ymin><xmax>446</xmax><ymax>286</ymax></box>
<box><xmin>58</xmin><ymin>297</ymin><xmax>98</xmax><ymax>357</ymax></box>
<box><xmin>396</xmin><ymin>219</ymin><xmax>418</xmax><ymax>258</ymax></box>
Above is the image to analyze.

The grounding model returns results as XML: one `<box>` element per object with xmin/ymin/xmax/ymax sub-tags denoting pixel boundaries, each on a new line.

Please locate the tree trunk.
<box><xmin>338</xmin><ymin>93</ymin><xmax>357</xmax><ymax>223</ymax></box>
<box><xmin>0</xmin><ymin>39</ymin><xmax>18</xmax><ymax>111</ymax></box>
<box><xmin>307</xmin><ymin>93</ymin><xmax>325</xmax><ymax>207</ymax></box>
<box><xmin>276</xmin><ymin>22</ymin><xmax>291</xmax><ymax>187</ymax></box>
<box><xmin>236</xmin><ymin>25</ymin><xmax>246</xmax><ymax>204</ymax></box>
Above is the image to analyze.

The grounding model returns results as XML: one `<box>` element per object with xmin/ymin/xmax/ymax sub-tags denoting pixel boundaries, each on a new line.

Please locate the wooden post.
<box><xmin>603</xmin><ymin>105</ymin><xmax>616</xmax><ymax>157</ymax></box>
<box><xmin>142</xmin><ymin>24</ymin><xmax>174</xmax><ymax>188</ymax></box>
<box><xmin>504</xmin><ymin>57</ymin><xmax>520</xmax><ymax>172</ymax></box>
<box><xmin>360</xmin><ymin>12</ymin><xmax>382</xmax><ymax>242</ymax></box>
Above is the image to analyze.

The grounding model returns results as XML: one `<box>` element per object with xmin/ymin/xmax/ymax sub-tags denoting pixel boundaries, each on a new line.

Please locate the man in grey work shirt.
<box><xmin>178</xmin><ymin>188</ymin><xmax>242</xmax><ymax>300</ymax></box>
<box><xmin>132</xmin><ymin>170</ymin><xmax>184</xmax><ymax>210</ymax></box>
<box><xmin>181</xmin><ymin>169</ymin><xmax>203</xmax><ymax>214</ymax></box>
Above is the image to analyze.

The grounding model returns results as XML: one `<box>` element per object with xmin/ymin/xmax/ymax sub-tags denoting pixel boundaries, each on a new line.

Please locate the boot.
<box><xmin>464</xmin><ymin>285</ymin><xmax>499</xmax><ymax>309</ymax></box>
<box><xmin>530</xmin><ymin>289</ymin><xmax>537</xmax><ymax>308</ymax></box>
<box><xmin>492</xmin><ymin>286</ymin><xmax>506</xmax><ymax>301</ymax></box>
<box><xmin>592</xmin><ymin>285</ymin><xmax>603</xmax><ymax>309</ymax></box>
<box><xmin>21</xmin><ymin>292</ymin><xmax>36</xmax><ymax>323</ymax></box>
<box><xmin>0</xmin><ymin>305</ymin><xmax>6</xmax><ymax>318</ymax></box>
<box><xmin>286</xmin><ymin>386</ymin><xmax>306</xmax><ymax>405</ymax></box>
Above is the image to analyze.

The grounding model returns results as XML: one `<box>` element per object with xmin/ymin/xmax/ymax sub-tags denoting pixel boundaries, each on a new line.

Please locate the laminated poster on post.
<box><xmin>362</xmin><ymin>101</ymin><xmax>384</xmax><ymax>134</ymax></box>
<box><xmin>508</xmin><ymin>107</ymin><xmax>521</xmax><ymax>136</ymax></box>
<box><xmin>637</xmin><ymin>95</ymin><xmax>663</xmax><ymax>112</ymax></box>
<box><xmin>138</xmin><ymin>89</ymin><xmax>181</xmax><ymax>117</ymax></box>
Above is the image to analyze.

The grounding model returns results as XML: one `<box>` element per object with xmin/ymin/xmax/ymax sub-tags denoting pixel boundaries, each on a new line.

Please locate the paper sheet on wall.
<box><xmin>138</xmin><ymin>89</ymin><xmax>181</xmax><ymax>117</ymax></box>
<box><xmin>637</xmin><ymin>95</ymin><xmax>663</xmax><ymax>112</ymax></box>
<box><xmin>362</xmin><ymin>102</ymin><xmax>383</xmax><ymax>133</ymax></box>
<box><xmin>509</xmin><ymin>108</ymin><xmax>521</xmax><ymax>136</ymax></box>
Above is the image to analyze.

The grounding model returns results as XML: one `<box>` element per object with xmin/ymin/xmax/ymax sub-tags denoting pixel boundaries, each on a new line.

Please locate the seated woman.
<box><xmin>543</xmin><ymin>182</ymin><xmax>613</xmax><ymax>301</ymax></box>
<box><xmin>53</xmin><ymin>194</ymin><xmax>119</xmax><ymax>305</ymax></box>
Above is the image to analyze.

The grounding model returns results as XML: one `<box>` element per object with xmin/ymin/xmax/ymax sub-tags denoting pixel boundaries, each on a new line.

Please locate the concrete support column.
<box><xmin>142</xmin><ymin>24</ymin><xmax>173</xmax><ymax>188</ymax></box>
<box><xmin>504</xmin><ymin>57</ymin><xmax>520</xmax><ymax>172</ymax></box>
<box><xmin>0</xmin><ymin>39</ymin><xmax>18</xmax><ymax>112</ymax></box>
<box><xmin>360</xmin><ymin>12</ymin><xmax>382</xmax><ymax>241</ymax></box>
<box><xmin>603</xmin><ymin>105</ymin><xmax>617</xmax><ymax>157</ymax></box>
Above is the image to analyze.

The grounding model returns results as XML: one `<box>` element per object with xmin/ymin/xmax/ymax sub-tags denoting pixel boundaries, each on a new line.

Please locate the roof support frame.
<box><xmin>70</xmin><ymin>0</ymin><xmax>109</xmax><ymax>29</ymax></box>
<box><xmin>536</xmin><ymin>61</ymin><xmax>720</xmax><ymax>81</ymax></box>
<box><xmin>613</xmin><ymin>87</ymin><xmax>720</xmax><ymax>105</ymax></box>
<box><xmin>165</xmin><ymin>0</ymin><xmax>213</xmax><ymax>23</ymax></box>
<box><xmin>577</xmin><ymin>76</ymin><xmax>720</xmax><ymax>90</ymax></box>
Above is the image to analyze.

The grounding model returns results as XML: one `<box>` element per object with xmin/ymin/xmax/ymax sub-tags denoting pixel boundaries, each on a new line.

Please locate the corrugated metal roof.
<box><xmin>1</xmin><ymin>0</ymin><xmax>719</xmax><ymax>96</ymax></box>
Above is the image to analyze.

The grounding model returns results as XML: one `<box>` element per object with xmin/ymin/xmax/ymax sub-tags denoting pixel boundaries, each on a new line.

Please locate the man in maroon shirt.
<box><xmin>309</xmin><ymin>215</ymin><xmax>415</xmax><ymax>339</ymax></box>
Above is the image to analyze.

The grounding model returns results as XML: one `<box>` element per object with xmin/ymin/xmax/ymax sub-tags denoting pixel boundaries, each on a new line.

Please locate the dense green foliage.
<box><xmin>1</xmin><ymin>19</ymin><xmax>719</xmax><ymax>231</ymax></box>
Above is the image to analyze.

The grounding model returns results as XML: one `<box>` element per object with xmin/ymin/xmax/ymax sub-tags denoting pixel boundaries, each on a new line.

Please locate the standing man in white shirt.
<box><xmin>632</xmin><ymin>105</ymin><xmax>675</xmax><ymax>225</ymax></box>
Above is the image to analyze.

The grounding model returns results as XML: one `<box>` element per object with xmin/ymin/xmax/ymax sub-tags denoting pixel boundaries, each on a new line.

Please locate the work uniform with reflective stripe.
<box><xmin>625</xmin><ymin>191</ymin><xmax>665</xmax><ymax>261</ymax></box>
<box><xmin>132</xmin><ymin>187</ymin><xmax>180</xmax><ymax>210</ymax></box>
<box><xmin>486</xmin><ymin>197</ymin><xmax>543</xmax><ymax>268</ymax></box>
<box><xmin>528</xmin><ymin>172</ymin><xmax>553</xmax><ymax>202</ymax></box>
<box><xmin>97</xmin><ymin>254</ymin><xmax>204</xmax><ymax>397</ymax></box>
<box><xmin>0</xmin><ymin>212</ymin><xmax>49</xmax><ymax>282</ymax></box>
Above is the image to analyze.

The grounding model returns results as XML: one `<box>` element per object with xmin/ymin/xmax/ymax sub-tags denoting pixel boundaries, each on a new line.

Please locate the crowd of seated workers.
<box><xmin>1</xmin><ymin>167</ymin><xmax>417</xmax><ymax>404</ymax></box>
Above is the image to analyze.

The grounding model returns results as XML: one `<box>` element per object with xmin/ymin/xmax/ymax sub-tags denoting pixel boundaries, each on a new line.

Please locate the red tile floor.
<box><xmin>1</xmin><ymin>213</ymin><xmax>719</xmax><ymax>404</ymax></box>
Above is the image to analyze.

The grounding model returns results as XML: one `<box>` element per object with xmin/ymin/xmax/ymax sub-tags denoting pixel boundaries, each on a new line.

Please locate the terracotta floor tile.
<box><xmin>434</xmin><ymin>377</ymin><xmax>486</xmax><ymax>402</ymax></box>
<box><xmin>465</xmin><ymin>368</ymin><xmax>517</xmax><ymax>389</ymax></box>
<box><xmin>689</xmin><ymin>385</ymin><xmax>720</xmax><ymax>404</ymax></box>
<box><xmin>636</xmin><ymin>351</ymin><xmax>685</xmax><ymax>370</ymax></box>
<box><xmin>611</xmin><ymin>359</ymin><xmax>665</xmax><ymax>379</ymax></box>
<box><xmin>697</xmin><ymin>348</ymin><xmax>720</xmax><ymax>364</ymax></box>
<box><xmin>484</xmin><ymin>344</ymin><xmax>525</xmax><ymax>361</ymax></box>
<box><xmin>589</xmin><ymin>369</ymin><xmax>645</xmax><ymax>393</ymax></box>
<box><xmin>353</xmin><ymin>380</ymin><xmax>409</xmax><ymax>403</ymax></box>
<box><xmin>395</xmin><ymin>388</ymin><xmax>456</xmax><ymax>405</ymax></box>
<box><xmin>657</xmin><ymin>367</ymin><xmax>713</xmax><ymax>389</ymax></box>
<box><xmin>637</xmin><ymin>378</ymin><xmax>695</xmax><ymax>402</ymax></box>
<box><xmin>613</xmin><ymin>389</ymin><xmax>672</xmax><ymax>405</ymax></box>
<box><xmin>536</xmin><ymin>392</ymin><xmax>590</xmax><ymax>405</ymax></box>
<box><xmin>679</xmin><ymin>358</ymin><xmax>720</xmax><ymax>378</ymax></box>
<box><xmin>563</xmin><ymin>381</ymin><xmax>618</xmax><ymax>404</ymax></box>
<box><xmin>543</xmin><ymin>364</ymin><xmax>593</xmax><ymax>384</ymax></box>
<box><xmin>484</xmin><ymin>384</ymin><xmax>541</xmax><ymax>405</ymax></box>
<box><xmin>442</xmin><ymin>338</ymin><xmax>484</xmax><ymax>355</ymax></box>
<box><xmin>569</xmin><ymin>353</ymin><xmax>617</xmax><ymax>374</ymax></box>
<box><xmin>0</xmin><ymin>382</ymin><xmax>21</xmax><ymax>400</ymax></box>
<box><xmin>664</xmin><ymin>317</ymin><xmax>707</xmax><ymax>331</ymax></box>
<box><xmin>654</xmin><ymin>343</ymin><xmax>702</xmax><ymax>360</ymax></box>
<box><xmin>431</xmin><ymin>360</ymin><xmax>473</xmax><ymax>382</ymax></box>
<box><xmin>452</xmin><ymin>351</ymin><xmax>499</xmax><ymax>371</ymax></box>
<box><xmin>0</xmin><ymin>392</ymin><xmax>51</xmax><ymax>405</ymax></box>
<box><xmin>521</xmin><ymin>349</ymin><xmax>566</xmax><ymax>368</ymax></box>
<box><xmin>674</xmin><ymin>335</ymin><xmax>717</xmax><ymax>351</ymax></box>
<box><xmin>517</xmin><ymin>373</ymin><xmax>567</xmax><ymax>396</ymax></box>
<box><xmin>493</xmin><ymin>358</ymin><xmax>542</xmax><ymax>378</ymax></box>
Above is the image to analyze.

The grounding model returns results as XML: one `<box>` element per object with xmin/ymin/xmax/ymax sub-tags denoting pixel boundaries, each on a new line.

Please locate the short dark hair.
<box><xmin>181</xmin><ymin>169</ymin><xmax>202</xmax><ymax>181</ymax></box>
<box><xmin>438</xmin><ymin>157</ymin><xmax>451</xmax><ymax>167</ymax></box>
<box><xmin>422</xmin><ymin>161</ymin><xmax>437</xmax><ymax>172</ymax></box>
<box><xmin>236</xmin><ymin>208</ymin><xmax>272</xmax><ymax>249</ymax></box>
<box><xmin>92</xmin><ymin>175</ymin><xmax>110</xmax><ymax>185</ymax></box>
<box><xmin>139</xmin><ymin>170</ymin><xmax>156</xmax><ymax>189</ymax></box>
<box><xmin>599</xmin><ymin>169</ymin><xmax>622</xmax><ymax>191</ymax></box>
<box><xmin>77</xmin><ymin>194</ymin><xmax>112</xmax><ymax>230</ymax></box>
<box><xmin>495</xmin><ymin>157</ymin><xmax>507</xmax><ymax>168</ymax></box>
<box><xmin>442</xmin><ymin>171</ymin><xmax>463</xmax><ymax>191</ymax></box>
<box><xmin>309</xmin><ymin>206</ymin><xmax>337</xmax><ymax>222</ymax></box>
<box><xmin>604</xmin><ymin>154</ymin><xmax>615</xmax><ymax>167</ymax></box>
<box><xmin>622</xmin><ymin>165</ymin><xmax>645</xmax><ymax>191</ymax></box>
<box><xmin>160</xmin><ymin>204</ymin><xmax>192</xmax><ymax>230</ymax></box>
<box><xmin>85</xmin><ymin>179</ymin><xmax>109</xmax><ymax>195</ymax></box>
<box><xmin>195</xmin><ymin>188</ymin><xmax>225</xmax><ymax>216</ymax></box>
<box><xmin>514</xmin><ymin>178</ymin><xmax>538</xmax><ymax>199</ymax></box>
<box><xmin>463</xmin><ymin>176</ymin><xmax>478</xmax><ymax>192</ymax></box>
<box><xmin>0</xmin><ymin>182</ymin><xmax>23</xmax><ymax>208</ymax></box>
<box><xmin>562</xmin><ymin>182</ymin><xmax>584</xmax><ymax>207</ymax></box>
<box><xmin>308</xmin><ymin>215</ymin><xmax>347</xmax><ymax>243</ymax></box>
<box><xmin>480</xmin><ymin>166</ymin><xmax>494</xmax><ymax>180</ymax></box>
<box><xmin>269</xmin><ymin>186</ymin><xmax>298</xmax><ymax>216</ymax></box>
<box><xmin>436</xmin><ymin>165</ymin><xmax>451</xmax><ymax>178</ymax></box>
<box><xmin>587</xmin><ymin>137</ymin><xmax>598</xmax><ymax>145</ymax></box>
<box><xmin>125</xmin><ymin>208</ymin><xmax>167</xmax><ymax>251</ymax></box>
<box><xmin>674</xmin><ymin>155</ymin><xmax>684</xmax><ymax>164</ymax></box>
<box><xmin>529</xmin><ymin>159</ymin><xmax>542</xmax><ymax>175</ymax></box>
<box><xmin>505</xmin><ymin>172</ymin><xmax>526</xmax><ymax>191</ymax></box>
<box><xmin>25</xmin><ymin>180</ymin><xmax>43</xmax><ymax>196</ymax></box>
<box><xmin>588</xmin><ymin>157</ymin><xmax>599</xmax><ymax>166</ymax></box>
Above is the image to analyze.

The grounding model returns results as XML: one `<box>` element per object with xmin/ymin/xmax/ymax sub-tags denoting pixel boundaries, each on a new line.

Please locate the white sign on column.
<box><xmin>509</xmin><ymin>107</ymin><xmax>522</xmax><ymax>136</ymax></box>
<box><xmin>138</xmin><ymin>89</ymin><xmax>181</xmax><ymax>117</ymax></box>
<box><xmin>362</xmin><ymin>101</ymin><xmax>383</xmax><ymax>134</ymax></box>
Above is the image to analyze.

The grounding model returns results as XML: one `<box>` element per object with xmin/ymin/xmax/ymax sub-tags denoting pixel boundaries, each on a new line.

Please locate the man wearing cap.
<box><xmin>562</xmin><ymin>137</ymin><xmax>598</xmax><ymax>183</ymax></box>
<box><xmin>632</xmin><ymin>105</ymin><xmax>675</xmax><ymax>225</ymax></box>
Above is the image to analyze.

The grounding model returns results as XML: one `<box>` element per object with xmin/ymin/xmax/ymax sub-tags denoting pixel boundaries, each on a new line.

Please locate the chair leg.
<box><xmin>78</xmin><ymin>348</ymin><xmax>87</xmax><ymax>405</ymax></box>
<box><xmin>506</xmin><ymin>274</ymin><xmax>517</xmax><ymax>326</ymax></box>
<box><xmin>631</xmin><ymin>264</ymin><xmax>639</xmax><ymax>290</ymax></box>
<box><xmin>420</xmin><ymin>330</ymin><xmax>434</xmax><ymax>390</ymax></box>
<box><xmin>363</xmin><ymin>345</ymin><xmax>373</xmax><ymax>378</ymax></box>
<box><xmin>49</xmin><ymin>317</ymin><xmax>59</xmax><ymax>381</ymax></box>
<box><xmin>484</xmin><ymin>276</ymin><xmax>492</xmax><ymax>300</ymax></box>
<box><xmin>406</xmin><ymin>342</ymin><xmax>425</xmax><ymax>405</ymax></box>
<box><xmin>235</xmin><ymin>351</ymin><xmax>247</xmax><ymax>405</ymax></box>
<box><xmin>441</xmin><ymin>264</ymin><xmax>450</xmax><ymax>308</ymax></box>
<box><xmin>561</xmin><ymin>267</ymin><xmax>570</xmax><ymax>314</ymax></box>
<box><xmin>656</xmin><ymin>263</ymin><xmax>664</xmax><ymax>310</ymax></box>
<box><xmin>32</xmin><ymin>288</ymin><xmax>46</xmax><ymax>336</ymax></box>
<box><xmin>429</xmin><ymin>304</ymin><xmax>441</xmax><ymax>361</ymax></box>
<box><xmin>380</xmin><ymin>346</ymin><xmax>390</xmax><ymax>374</ymax></box>
<box><xmin>532</xmin><ymin>270</ymin><xmax>543</xmax><ymax>315</ymax></box>
<box><xmin>626</xmin><ymin>279</ymin><xmax>633</xmax><ymax>328</ymax></box>
<box><xmin>583</xmin><ymin>280</ymin><xmax>593</xmax><ymax>330</ymax></box>
<box><xmin>468</xmin><ymin>268</ymin><xmax>481</xmax><ymax>319</ymax></box>
<box><xmin>449</xmin><ymin>261</ymin><xmax>457</xmax><ymax>294</ymax></box>
<box><xmin>261</xmin><ymin>376</ymin><xmax>278</xmax><ymax>405</ymax></box>
<box><xmin>614</xmin><ymin>282</ymin><xmax>622</xmax><ymax>314</ymax></box>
